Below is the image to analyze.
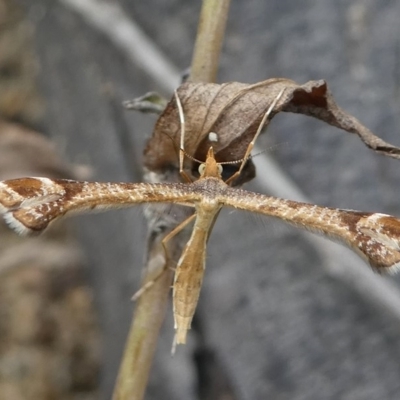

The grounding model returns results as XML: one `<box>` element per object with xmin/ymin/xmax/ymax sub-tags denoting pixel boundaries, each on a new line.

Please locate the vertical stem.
<box><xmin>112</xmin><ymin>241</ymin><xmax>175</xmax><ymax>400</ymax></box>
<box><xmin>113</xmin><ymin>202</ymin><xmax>192</xmax><ymax>400</ymax></box>
<box><xmin>190</xmin><ymin>0</ymin><xmax>231</xmax><ymax>83</ymax></box>
<box><xmin>113</xmin><ymin>1</ymin><xmax>232</xmax><ymax>398</ymax></box>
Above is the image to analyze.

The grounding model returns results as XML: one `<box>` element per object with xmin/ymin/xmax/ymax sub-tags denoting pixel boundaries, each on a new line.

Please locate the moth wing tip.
<box><xmin>3</xmin><ymin>212</ymin><xmax>35</xmax><ymax>236</ymax></box>
<box><xmin>386</xmin><ymin>262</ymin><xmax>400</xmax><ymax>275</ymax></box>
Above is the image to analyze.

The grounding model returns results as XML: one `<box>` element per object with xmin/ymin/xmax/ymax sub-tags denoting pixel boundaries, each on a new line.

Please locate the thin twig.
<box><xmin>190</xmin><ymin>0</ymin><xmax>231</xmax><ymax>83</ymax></box>
<box><xmin>60</xmin><ymin>0</ymin><xmax>181</xmax><ymax>92</ymax></box>
<box><xmin>112</xmin><ymin>239</ymin><xmax>175</xmax><ymax>400</ymax></box>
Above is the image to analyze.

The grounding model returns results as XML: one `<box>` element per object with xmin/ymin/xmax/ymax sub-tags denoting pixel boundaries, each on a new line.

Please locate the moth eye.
<box><xmin>218</xmin><ymin>164</ymin><xmax>223</xmax><ymax>174</ymax></box>
<box><xmin>198</xmin><ymin>164</ymin><xmax>206</xmax><ymax>175</ymax></box>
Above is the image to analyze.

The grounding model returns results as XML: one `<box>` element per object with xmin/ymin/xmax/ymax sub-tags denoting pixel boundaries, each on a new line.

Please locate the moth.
<box><xmin>1</xmin><ymin>89</ymin><xmax>400</xmax><ymax>351</ymax></box>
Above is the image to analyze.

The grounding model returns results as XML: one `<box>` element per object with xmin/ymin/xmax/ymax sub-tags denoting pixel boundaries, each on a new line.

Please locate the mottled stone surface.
<box><xmin>15</xmin><ymin>1</ymin><xmax>400</xmax><ymax>399</ymax></box>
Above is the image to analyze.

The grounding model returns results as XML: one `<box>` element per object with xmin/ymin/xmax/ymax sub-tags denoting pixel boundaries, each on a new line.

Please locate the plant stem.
<box><xmin>112</xmin><ymin>240</ymin><xmax>175</xmax><ymax>400</ymax></box>
<box><xmin>113</xmin><ymin>1</ymin><xmax>231</xmax><ymax>398</ymax></box>
<box><xmin>190</xmin><ymin>0</ymin><xmax>231</xmax><ymax>83</ymax></box>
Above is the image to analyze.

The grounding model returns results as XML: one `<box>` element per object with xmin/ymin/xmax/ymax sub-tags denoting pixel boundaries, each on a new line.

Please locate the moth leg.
<box><xmin>132</xmin><ymin>213</ymin><xmax>196</xmax><ymax>301</ymax></box>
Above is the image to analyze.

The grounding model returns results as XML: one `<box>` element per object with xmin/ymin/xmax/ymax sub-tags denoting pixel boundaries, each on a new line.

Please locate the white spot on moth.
<box><xmin>34</xmin><ymin>177</ymin><xmax>55</xmax><ymax>186</ymax></box>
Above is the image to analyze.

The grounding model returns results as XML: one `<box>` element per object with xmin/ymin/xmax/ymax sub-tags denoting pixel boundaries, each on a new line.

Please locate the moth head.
<box><xmin>198</xmin><ymin>147</ymin><xmax>223</xmax><ymax>179</ymax></box>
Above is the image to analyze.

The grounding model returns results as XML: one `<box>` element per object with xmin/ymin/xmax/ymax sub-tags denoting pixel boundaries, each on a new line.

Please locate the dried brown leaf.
<box><xmin>144</xmin><ymin>79</ymin><xmax>400</xmax><ymax>184</ymax></box>
<box><xmin>281</xmin><ymin>79</ymin><xmax>400</xmax><ymax>158</ymax></box>
<box><xmin>144</xmin><ymin>78</ymin><xmax>290</xmax><ymax>185</ymax></box>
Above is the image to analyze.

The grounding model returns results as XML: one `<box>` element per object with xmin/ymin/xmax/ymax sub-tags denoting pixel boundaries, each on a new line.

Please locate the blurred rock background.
<box><xmin>0</xmin><ymin>1</ymin><xmax>100</xmax><ymax>399</ymax></box>
<box><xmin>2</xmin><ymin>1</ymin><xmax>400</xmax><ymax>399</ymax></box>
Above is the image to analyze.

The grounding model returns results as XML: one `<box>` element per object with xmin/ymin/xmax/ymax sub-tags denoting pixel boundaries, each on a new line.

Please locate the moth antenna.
<box><xmin>220</xmin><ymin>142</ymin><xmax>288</xmax><ymax>165</ymax></box>
<box><xmin>225</xmin><ymin>88</ymin><xmax>286</xmax><ymax>185</ymax></box>
<box><xmin>179</xmin><ymin>148</ymin><xmax>203</xmax><ymax>164</ymax></box>
<box><xmin>174</xmin><ymin>90</ymin><xmax>186</xmax><ymax>174</ymax></box>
